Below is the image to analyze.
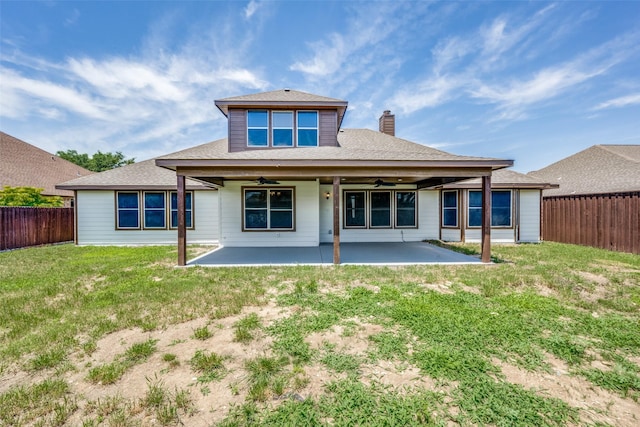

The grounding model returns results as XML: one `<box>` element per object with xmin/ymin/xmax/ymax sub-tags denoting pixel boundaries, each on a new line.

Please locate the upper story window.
<box><xmin>297</xmin><ymin>111</ymin><xmax>318</xmax><ymax>147</ymax></box>
<box><xmin>247</xmin><ymin>110</ymin><xmax>268</xmax><ymax>147</ymax></box>
<box><xmin>272</xmin><ymin>111</ymin><xmax>293</xmax><ymax>147</ymax></box>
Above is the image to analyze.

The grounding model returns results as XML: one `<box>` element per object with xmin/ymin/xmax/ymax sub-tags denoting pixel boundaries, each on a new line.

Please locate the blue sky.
<box><xmin>1</xmin><ymin>1</ymin><xmax>639</xmax><ymax>172</ymax></box>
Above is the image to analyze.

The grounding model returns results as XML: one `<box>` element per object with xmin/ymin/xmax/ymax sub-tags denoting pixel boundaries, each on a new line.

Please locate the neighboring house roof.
<box><xmin>56</xmin><ymin>157</ymin><xmax>214</xmax><ymax>190</ymax></box>
<box><xmin>0</xmin><ymin>131</ymin><xmax>93</xmax><ymax>198</ymax></box>
<box><xmin>528</xmin><ymin>145</ymin><xmax>640</xmax><ymax>196</ymax></box>
<box><xmin>440</xmin><ymin>168</ymin><xmax>556</xmax><ymax>190</ymax></box>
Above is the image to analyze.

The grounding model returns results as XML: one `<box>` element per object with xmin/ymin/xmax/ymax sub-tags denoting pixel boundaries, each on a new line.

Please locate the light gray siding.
<box><xmin>76</xmin><ymin>190</ymin><xmax>219</xmax><ymax>245</ymax></box>
<box><xmin>219</xmin><ymin>181</ymin><xmax>320</xmax><ymax>247</ymax></box>
<box><xmin>518</xmin><ymin>189</ymin><xmax>542</xmax><ymax>242</ymax></box>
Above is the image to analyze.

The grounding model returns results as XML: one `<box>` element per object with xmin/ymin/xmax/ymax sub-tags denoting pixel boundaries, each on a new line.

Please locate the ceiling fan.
<box><xmin>374</xmin><ymin>178</ymin><xmax>396</xmax><ymax>187</ymax></box>
<box><xmin>253</xmin><ymin>176</ymin><xmax>280</xmax><ymax>185</ymax></box>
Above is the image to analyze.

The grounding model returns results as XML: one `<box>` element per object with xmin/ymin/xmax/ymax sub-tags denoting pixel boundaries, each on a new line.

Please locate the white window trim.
<box><xmin>296</xmin><ymin>110</ymin><xmax>319</xmax><ymax>147</ymax></box>
<box><xmin>247</xmin><ymin>110</ymin><xmax>269</xmax><ymax>147</ymax></box>
<box><xmin>272</xmin><ymin>111</ymin><xmax>294</xmax><ymax>147</ymax></box>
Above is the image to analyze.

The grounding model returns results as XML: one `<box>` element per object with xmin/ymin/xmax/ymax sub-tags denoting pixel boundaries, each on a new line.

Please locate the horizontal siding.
<box><xmin>518</xmin><ymin>190</ymin><xmax>541</xmax><ymax>242</ymax></box>
<box><xmin>441</xmin><ymin>228</ymin><xmax>461</xmax><ymax>242</ymax></box>
<box><xmin>228</xmin><ymin>109</ymin><xmax>247</xmax><ymax>152</ymax></box>
<box><xmin>76</xmin><ymin>191</ymin><xmax>218</xmax><ymax>245</ymax></box>
<box><xmin>463</xmin><ymin>228</ymin><xmax>515</xmax><ymax>243</ymax></box>
<box><xmin>220</xmin><ymin>181</ymin><xmax>319</xmax><ymax>247</ymax></box>
<box><xmin>319</xmin><ymin>110</ymin><xmax>338</xmax><ymax>147</ymax></box>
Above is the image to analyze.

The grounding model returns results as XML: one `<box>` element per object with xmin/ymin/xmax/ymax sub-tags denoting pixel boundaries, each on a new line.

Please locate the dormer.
<box><xmin>215</xmin><ymin>89</ymin><xmax>348</xmax><ymax>152</ymax></box>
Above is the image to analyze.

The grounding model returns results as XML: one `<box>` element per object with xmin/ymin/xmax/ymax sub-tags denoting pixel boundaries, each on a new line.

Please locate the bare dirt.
<box><xmin>2</xmin><ymin>282</ymin><xmax>639</xmax><ymax>426</ymax></box>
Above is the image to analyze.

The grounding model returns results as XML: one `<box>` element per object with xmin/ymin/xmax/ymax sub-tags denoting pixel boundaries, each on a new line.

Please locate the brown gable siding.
<box><xmin>319</xmin><ymin>110</ymin><xmax>338</xmax><ymax>147</ymax></box>
<box><xmin>228</xmin><ymin>109</ymin><xmax>247</xmax><ymax>152</ymax></box>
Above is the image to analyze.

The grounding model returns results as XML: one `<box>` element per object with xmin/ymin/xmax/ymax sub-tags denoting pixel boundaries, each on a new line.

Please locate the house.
<box><xmin>529</xmin><ymin>145</ymin><xmax>640</xmax><ymax>254</ymax></box>
<box><xmin>1</xmin><ymin>131</ymin><xmax>93</xmax><ymax>206</ymax></box>
<box><xmin>58</xmin><ymin>89</ymin><xmax>554</xmax><ymax>264</ymax></box>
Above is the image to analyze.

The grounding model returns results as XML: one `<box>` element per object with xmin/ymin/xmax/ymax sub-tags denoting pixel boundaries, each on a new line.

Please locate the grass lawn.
<box><xmin>0</xmin><ymin>242</ymin><xmax>639</xmax><ymax>426</ymax></box>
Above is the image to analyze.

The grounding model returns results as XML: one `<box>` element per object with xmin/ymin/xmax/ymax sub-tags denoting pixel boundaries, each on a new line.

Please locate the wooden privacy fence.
<box><xmin>543</xmin><ymin>192</ymin><xmax>640</xmax><ymax>255</ymax></box>
<box><xmin>0</xmin><ymin>207</ymin><xmax>74</xmax><ymax>250</ymax></box>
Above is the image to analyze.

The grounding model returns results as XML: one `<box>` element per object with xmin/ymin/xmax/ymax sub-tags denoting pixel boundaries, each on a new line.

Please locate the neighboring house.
<box><xmin>58</xmin><ymin>89</ymin><xmax>553</xmax><ymax>264</ymax></box>
<box><xmin>1</xmin><ymin>131</ymin><xmax>93</xmax><ymax>206</ymax></box>
<box><xmin>529</xmin><ymin>145</ymin><xmax>640</xmax><ymax>254</ymax></box>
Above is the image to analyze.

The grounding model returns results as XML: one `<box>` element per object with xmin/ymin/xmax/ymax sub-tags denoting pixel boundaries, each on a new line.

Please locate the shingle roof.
<box><xmin>216</xmin><ymin>89</ymin><xmax>346</xmax><ymax>103</ymax></box>
<box><xmin>528</xmin><ymin>145</ymin><xmax>640</xmax><ymax>196</ymax></box>
<box><xmin>442</xmin><ymin>168</ymin><xmax>555</xmax><ymax>189</ymax></box>
<box><xmin>1</xmin><ymin>131</ymin><xmax>93</xmax><ymax>197</ymax></box>
<box><xmin>56</xmin><ymin>157</ymin><xmax>212</xmax><ymax>190</ymax></box>
<box><xmin>157</xmin><ymin>129</ymin><xmax>504</xmax><ymax>162</ymax></box>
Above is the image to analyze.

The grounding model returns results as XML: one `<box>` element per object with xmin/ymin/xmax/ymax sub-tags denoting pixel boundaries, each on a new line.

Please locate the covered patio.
<box><xmin>188</xmin><ymin>241</ymin><xmax>482</xmax><ymax>267</ymax></box>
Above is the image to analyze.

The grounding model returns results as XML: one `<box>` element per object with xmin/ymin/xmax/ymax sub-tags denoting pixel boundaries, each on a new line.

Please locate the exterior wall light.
<box><xmin>325</xmin><ymin>192</ymin><xmax>331</xmax><ymax>200</ymax></box>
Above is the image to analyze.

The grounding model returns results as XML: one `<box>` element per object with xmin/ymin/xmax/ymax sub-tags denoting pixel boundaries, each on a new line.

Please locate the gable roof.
<box><xmin>440</xmin><ymin>168</ymin><xmax>556</xmax><ymax>190</ymax></box>
<box><xmin>1</xmin><ymin>131</ymin><xmax>93</xmax><ymax>197</ymax></box>
<box><xmin>215</xmin><ymin>88</ymin><xmax>349</xmax><ymax>128</ymax></box>
<box><xmin>528</xmin><ymin>145</ymin><xmax>640</xmax><ymax>196</ymax></box>
<box><xmin>56</xmin><ymin>157</ymin><xmax>214</xmax><ymax>190</ymax></box>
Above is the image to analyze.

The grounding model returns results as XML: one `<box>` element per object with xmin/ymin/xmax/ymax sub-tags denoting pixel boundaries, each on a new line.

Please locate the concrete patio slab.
<box><xmin>188</xmin><ymin>242</ymin><xmax>482</xmax><ymax>267</ymax></box>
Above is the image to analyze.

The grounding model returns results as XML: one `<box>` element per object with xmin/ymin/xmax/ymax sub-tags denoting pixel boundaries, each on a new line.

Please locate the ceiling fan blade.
<box><xmin>374</xmin><ymin>179</ymin><xmax>395</xmax><ymax>187</ymax></box>
<box><xmin>257</xmin><ymin>177</ymin><xmax>280</xmax><ymax>185</ymax></box>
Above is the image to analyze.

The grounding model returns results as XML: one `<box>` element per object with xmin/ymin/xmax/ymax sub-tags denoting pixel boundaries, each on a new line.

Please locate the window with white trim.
<box><xmin>170</xmin><ymin>192</ymin><xmax>193</xmax><ymax>228</ymax></box>
<box><xmin>442</xmin><ymin>190</ymin><xmax>458</xmax><ymax>227</ymax></box>
<box><xmin>297</xmin><ymin>111</ymin><xmax>318</xmax><ymax>147</ymax></box>
<box><xmin>247</xmin><ymin>110</ymin><xmax>268</xmax><ymax>147</ymax></box>
<box><xmin>467</xmin><ymin>190</ymin><xmax>512</xmax><ymax>227</ymax></box>
<box><xmin>272</xmin><ymin>111</ymin><xmax>293</xmax><ymax>147</ymax></box>
<box><xmin>116</xmin><ymin>192</ymin><xmax>140</xmax><ymax>229</ymax></box>
<box><xmin>143</xmin><ymin>192</ymin><xmax>166</xmax><ymax>229</ymax></box>
<box><xmin>243</xmin><ymin>188</ymin><xmax>294</xmax><ymax>230</ymax></box>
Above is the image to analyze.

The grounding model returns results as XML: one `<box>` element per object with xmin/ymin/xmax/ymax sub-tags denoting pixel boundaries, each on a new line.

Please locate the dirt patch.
<box><xmin>577</xmin><ymin>271</ymin><xmax>610</xmax><ymax>286</ymax></box>
<box><xmin>306</xmin><ymin>319</ymin><xmax>384</xmax><ymax>355</ymax></box>
<box><xmin>494</xmin><ymin>353</ymin><xmax>640</xmax><ymax>427</ymax></box>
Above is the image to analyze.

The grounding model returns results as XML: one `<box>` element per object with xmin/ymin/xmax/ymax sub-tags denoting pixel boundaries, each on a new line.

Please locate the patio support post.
<box><xmin>481</xmin><ymin>174</ymin><xmax>492</xmax><ymax>263</ymax></box>
<box><xmin>177</xmin><ymin>175</ymin><xmax>187</xmax><ymax>266</ymax></box>
<box><xmin>333</xmin><ymin>176</ymin><xmax>340</xmax><ymax>264</ymax></box>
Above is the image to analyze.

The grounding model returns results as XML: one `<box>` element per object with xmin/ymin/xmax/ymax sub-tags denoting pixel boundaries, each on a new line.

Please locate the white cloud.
<box><xmin>390</xmin><ymin>75</ymin><xmax>461</xmax><ymax>114</ymax></box>
<box><xmin>593</xmin><ymin>93</ymin><xmax>640</xmax><ymax>110</ymax></box>
<box><xmin>244</xmin><ymin>1</ymin><xmax>260</xmax><ymax>19</ymax></box>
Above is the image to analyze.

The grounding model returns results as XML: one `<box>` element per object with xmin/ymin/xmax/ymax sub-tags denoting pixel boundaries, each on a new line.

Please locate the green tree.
<box><xmin>56</xmin><ymin>150</ymin><xmax>135</xmax><ymax>172</ymax></box>
<box><xmin>0</xmin><ymin>186</ymin><xmax>64</xmax><ymax>207</ymax></box>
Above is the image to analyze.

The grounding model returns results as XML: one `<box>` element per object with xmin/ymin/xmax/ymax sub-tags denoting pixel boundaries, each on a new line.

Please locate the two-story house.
<box><xmin>58</xmin><ymin>89</ymin><xmax>553</xmax><ymax>265</ymax></box>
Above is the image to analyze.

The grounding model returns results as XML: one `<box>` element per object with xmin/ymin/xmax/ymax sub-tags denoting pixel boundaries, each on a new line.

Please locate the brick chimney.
<box><xmin>379</xmin><ymin>110</ymin><xmax>395</xmax><ymax>136</ymax></box>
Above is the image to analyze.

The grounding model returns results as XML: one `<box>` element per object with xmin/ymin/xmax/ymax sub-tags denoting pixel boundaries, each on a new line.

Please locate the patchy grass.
<box><xmin>1</xmin><ymin>242</ymin><xmax>639</xmax><ymax>426</ymax></box>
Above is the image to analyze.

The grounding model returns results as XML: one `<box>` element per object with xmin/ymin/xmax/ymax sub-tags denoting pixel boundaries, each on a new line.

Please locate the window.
<box><xmin>344</xmin><ymin>191</ymin><xmax>366</xmax><ymax>227</ymax></box>
<box><xmin>467</xmin><ymin>190</ymin><xmax>512</xmax><ymax>227</ymax></box>
<box><xmin>344</xmin><ymin>190</ymin><xmax>417</xmax><ymax>229</ymax></box>
<box><xmin>370</xmin><ymin>191</ymin><xmax>391</xmax><ymax>227</ymax></box>
<box><xmin>396</xmin><ymin>191</ymin><xmax>417</xmax><ymax>227</ymax></box>
<box><xmin>247</xmin><ymin>110</ymin><xmax>268</xmax><ymax>147</ymax></box>
<box><xmin>116</xmin><ymin>192</ymin><xmax>140</xmax><ymax>229</ymax></box>
<box><xmin>297</xmin><ymin>111</ymin><xmax>318</xmax><ymax>147</ymax></box>
<box><xmin>442</xmin><ymin>190</ymin><xmax>458</xmax><ymax>227</ymax></box>
<box><xmin>272</xmin><ymin>111</ymin><xmax>293</xmax><ymax>147</ymax></box>
<box><xmin>144</xmin><ymin>192</ymin><xmax>166</xmax><ymax>228</ymax></box>
<box><xmin>170</xmin><ymin>192</ymin><xmax>193</xmax><ymax>228</ymax></box>
<box><xmin>243</xmin><ymin>188</ymin><xmax>294</xmax><ymax>230</ymax></box>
